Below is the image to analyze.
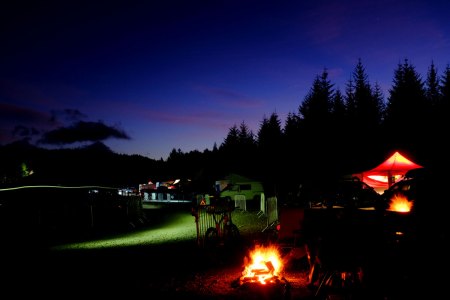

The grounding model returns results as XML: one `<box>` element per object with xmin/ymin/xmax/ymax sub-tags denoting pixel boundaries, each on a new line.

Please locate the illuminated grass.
<box><xmin>51</xmin><ymin>213</ymin><xmax>197</xmax><ymax>251</ymax></box>
<box><xmin>0</xmin><ymin>185</ymin><xmax>118</xmax><ymax>191</ymax></box>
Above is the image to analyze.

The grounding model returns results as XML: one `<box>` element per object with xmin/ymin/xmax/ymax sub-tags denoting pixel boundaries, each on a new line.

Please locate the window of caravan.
<box><xmin>240</xmin><ymin>184</ymin><xmax>251</xmax><ymax>191</ymax></box>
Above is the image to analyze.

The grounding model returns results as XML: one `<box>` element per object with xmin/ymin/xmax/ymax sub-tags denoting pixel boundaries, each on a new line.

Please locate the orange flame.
<box><xmin>388</xmin><ymin>193</ymin><xmax>413</xmax><ymax>212</ymax></box>
<box><xmin>241</xmin><ymin>244</ymin><xmax>283</xmax><ymax>284</ymax></box>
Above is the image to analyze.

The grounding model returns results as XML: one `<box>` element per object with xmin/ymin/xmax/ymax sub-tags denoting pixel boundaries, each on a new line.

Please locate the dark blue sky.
<box><xmin>1</xmin><ymin>0</ymin><xmax>449</xmax><ymax>160</ymax></box>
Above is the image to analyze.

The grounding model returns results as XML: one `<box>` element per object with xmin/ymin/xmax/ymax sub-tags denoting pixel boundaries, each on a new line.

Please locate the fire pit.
<box><xmin>234</xmin><ymin>244</ymin><xmax>291</xmax><ymax>300</ymax></box>
<box><xmin>384</xmin><ymin>192</ymin><xmax>415</xmax><ymax>241</ymax></box>
<box><xmin>387</xmin><ymin>192</ymin><xmax>413</xmax><ymax>213</ymax></box>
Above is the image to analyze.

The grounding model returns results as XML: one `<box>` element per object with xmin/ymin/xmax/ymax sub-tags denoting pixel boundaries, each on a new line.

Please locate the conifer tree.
<box><xmin>430</xmin><ymin>64</ymin><xmax>450</xmax><ymax>168</ymax></box>
<box><xmin>238</xmin><ymin>120</ymin><xmax>255</xmax><ymax>147</ymax></box>
<box><xmin>283</xmin><ymin>111</ymin><xmax>301</xmax><ymax>146</ymax></box>
<box><xmin>345</xmin><ymin>77</ymin><xmax>357</xmax><ymax>123</ymax></box>
<box><xmin>298</xmin><ymin>68</ymin><xmax>335</xmax><ymax>176</ymax></box>
<box><xmin>372</xmin><ymin>82</ymin><xmax>386</xmax><ymax>123</ymax></box>
<box><xmin>221</xmin><ymin>124</ymin><xmax>240</xmax><ymax>150</ymax></box>
<box><xmin>352</xmin><ymin>59</ymin><xmax>382</xmax><ymax>132</ymax></box>
<box><xmin>257</xmin><ymin>112</ymin><xmax>282</xmax><ymax>151</ymax></box>
<box><xmin>440</xmin><ymin>64</ymin><xmax>450</xmax><ymax>114</ymax></box>
<box><xmin>384</xmin><ymin>59</ymin><xmax>427</xmax><ymax>155</ymax></box>
<box><xmin>299</xmin><ymin>68</ymin><xmax>334</xmax><ymax>129</ymax></box>
<box><xmin>219</xmin><ymin>124</ymin><xmax>241</xmax><ymax>173</ymax></box>
<box><xmin>329</xmin><ymin>88</ymin><xmax>353</xmax><ymax>172</ymax></box>
<box><xmin>425</xmin><ymin>61</ymin><xmax>440</xmax><ymax>106</ymax></box>
<box><xmin>256</xmin><ymin>112</ymin><xmax>284</xmax><ymax>194</ymax></box>
<box><xmin>283</xmin><ymin>111</ymin><xmax>303</xmax><ymax>176</ymax></box>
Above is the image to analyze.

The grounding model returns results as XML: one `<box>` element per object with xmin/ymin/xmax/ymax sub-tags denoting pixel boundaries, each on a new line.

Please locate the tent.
<box><xmin>355</xmin><ymin>151</ymin><xmax>424</xmax><ymax>194</ymax></box>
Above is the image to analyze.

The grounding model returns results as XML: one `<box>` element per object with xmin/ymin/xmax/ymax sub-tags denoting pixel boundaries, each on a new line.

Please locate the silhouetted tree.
<box><xmin>329</xmin><ymin>88</ymin><xmax>352</xmax><ymax>172</ymax></box>
<box><xmin>425</xmin><ymin>63</ymin><xmax>450</xmax><ymax>168</ymax></box>
<box><xmin>167</xmin><ymin>148</ymin><xmax>183</xmax><ymax>162</ymax></box>
<box><xmin>372</xmin><ymin>82</ymin><xmax>386</xmax><ymax>123</ymax></box>
<box><xmin>257</xmin><ymin>112</ymin><xmax>283</xmax><ymax>152</ymax></box>
<box><xmin>419</xmin><ymin>61</ymin><xmax>442</xmax><ymax>165</ymax></box>
<box><xmin>237</xmin><ymin>120</ymin><xmax>257</xmax><ymax>177</ymax></box>
<box><xmin>219</xmin><ymin>121</ymin><xmax>256</xmax><ymax>177</ymax></box>
<box><xmin>283</xmin><ymin>111</ymin><xmax>301</xmax><ymax>151</ymax></box>
<box><xmin>221</xmin><ymin>124</ymin><xmax>239</xmax><ymax>150</ymax></box>
<box><xmin>282</xmin><ymin>111</ymin><xmax>304</xmax><ymax>180</ymax></box>
<box><xmin>299</xmin><ymin>68</ymin><xmax>334</xmax><ymax>128</ymax></box>
<box><xmin>330</xmin><ymin>89</ymin><xmax>346</xmax><ymax>123</ymax></box>
<box><xmin>384</xmin><ymin>59</ymin><xmax>427</xmax><ymax>156</ymax></box>
<box><xmin>425</xmin><ymin>61</ymin><xmax>440</xmax><ymax>106</ymax></box>
<box><xmin>370</xmin><ymin>81</ymin><xmax>387</xmax><ymax>163</ymax></box>
<box><xmin>5</xmin><ymin>57</ymin><xmax>450</xmax><ymax>202</ymax></box>
<box><xmin>439</xmin><ymin>64</ymin><xmax>450</xmax><ymax>119</ymax></box>
<box><xmin>256</xmin><ymin>112</ymin><xmax>284</xmax><ymax>195</ymax></box>
<box><xmin>441</xmin><ymin>64</ymin><xmax>450</xmax><ymax>102</ymax></box>
<box><xmin>238</xmin><ymin>121</ymin><xmax>256</xmax><ymax>149</ymax></box>
<box><xmin>344</xmin><ymin>59</ymin><xmax>385</xmax><ymax>167</ymax></box>
<box><xmin>298</xmin><ymin>68</ymin><xmax>335</xmax><ymax>177</ymax></box>
<box><xmin>356</xmin><ymin>60</ymin><xmax>384</xmax><ymax>129</ymax></box>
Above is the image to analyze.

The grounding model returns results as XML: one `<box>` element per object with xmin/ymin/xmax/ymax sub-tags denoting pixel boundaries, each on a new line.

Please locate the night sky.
<box><xmin>1</xmin><ymin>0</ymin><xmax>449</xmax><ymax>160</ymax></box>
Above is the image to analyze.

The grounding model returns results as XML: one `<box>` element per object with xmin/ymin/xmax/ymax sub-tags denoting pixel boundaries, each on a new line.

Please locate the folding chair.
<box><xmin>275</xmin><ymin>206</ymin><xmax>311</xmax><ymax>270</ymax></box>
<box><xmin>307</xmin><ymin>209</ymin><xmax>365</xmax><ymax>298</ymax></box>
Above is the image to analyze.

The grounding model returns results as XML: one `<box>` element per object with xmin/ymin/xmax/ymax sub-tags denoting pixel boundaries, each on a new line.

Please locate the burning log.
<box><xmin>240</xmin><ymin>274</ymin><xmax>283</xmax><ymax>284</ymax></box>
<box><xmin>251</xmin><ymin>268</ymin><xmax>271</xmax><ymax>275</ymax></box>
<box><xmin>240</xmin><ymin>261</ymin><xmax>279</xmax><ymax>284</ymax></box>
<box><xmin>232</xmin><ymin>244</ymin><xmax>292</xmax><ymax>299</ymax></box>
<box><xmin>265</xmin><ymin>260</ymin><xmax>275</xmax><ymax>273</ymax></box>
<box><xmin>238</xmin><ymin>275</ymin><xmax>291</xmax><ymax>300</ymax></box>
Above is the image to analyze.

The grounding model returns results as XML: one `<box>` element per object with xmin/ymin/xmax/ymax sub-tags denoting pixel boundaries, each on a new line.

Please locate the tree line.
<box><xmin>1</xmin><ymin>58</ymin><xmax>449</xmax><ymax>199</ymax></box>
<box><xmin>167</xmin><ymin>58</ymin><xmax>450</xmax><ymax>197</ymax></box>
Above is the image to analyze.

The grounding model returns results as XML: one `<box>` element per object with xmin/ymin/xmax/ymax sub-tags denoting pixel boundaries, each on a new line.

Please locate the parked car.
<box><xmin>300</xmin><ymin>178</ymin><xmax>381</xmax><ymax>209</ymax></box>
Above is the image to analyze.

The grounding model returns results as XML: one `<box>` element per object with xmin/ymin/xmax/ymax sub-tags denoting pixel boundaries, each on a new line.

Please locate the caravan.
<box><xmin>218</xmin><ymin>174</ymin><xmax>264</xmax><ymax>211</ymax></box>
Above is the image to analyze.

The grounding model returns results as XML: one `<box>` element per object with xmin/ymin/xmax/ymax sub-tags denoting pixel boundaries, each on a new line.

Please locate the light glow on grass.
<box><xmin>0</xmin><ymin>185</ymin><xmax>118</xmax><ymax>191</ymax></box>
<box><xmin>51</xmin><ymin>213</ymin><xmax>196</xmax><ymax>251</ymax></box>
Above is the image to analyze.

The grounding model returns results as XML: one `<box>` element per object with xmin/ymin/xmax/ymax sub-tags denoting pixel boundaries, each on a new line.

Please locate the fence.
<box><xmin>233</xmin><ymin>192</ymin><xmax>267</xmax><ymax>213</ymax></box>
<box><xmin>192</xmin><ymin>203</ymin><xmax>234</xmax><ymax>248</ymax></box>
<box><xmin>0</xmin><ymin>185</ymin><xmax>144</xmax><ymax>240</ymax></box>
<box><xmin>263</xmin><ymin>196</ymin><xmax>278</xmax><ymax>231</ymax></box>
<box><xmin>234</xmin><ymin>194</ymin><xmax>246</xmax><ymax>211</ymax></box>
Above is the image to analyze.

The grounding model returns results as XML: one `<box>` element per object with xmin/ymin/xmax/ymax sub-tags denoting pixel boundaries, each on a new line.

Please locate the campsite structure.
<box><xmin>354</xmin><ymin>151</ymin><xmax>424</xmax><ymax>194</ymax></box>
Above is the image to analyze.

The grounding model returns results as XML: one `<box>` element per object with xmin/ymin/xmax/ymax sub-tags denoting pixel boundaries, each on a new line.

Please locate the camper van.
<box><xmin>220</xmin><ymin>181</ymin><xmax>264</xmax><ymax>210</ymax></box>
<box><xmin>216</xmin><ymin>173</ymin><xmax>265</xmax><ymax>211</ymax></box>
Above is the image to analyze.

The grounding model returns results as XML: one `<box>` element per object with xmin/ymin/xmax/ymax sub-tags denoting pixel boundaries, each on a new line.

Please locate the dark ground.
<box><xmin>1</xmin><ymin>205</ymin><xmax>447</xmax><ymax>299</ymax></box>
<box><xmin>1</xmin><ymin>206</ymin><xmax>292</xmax><ymax>299</ymax></box>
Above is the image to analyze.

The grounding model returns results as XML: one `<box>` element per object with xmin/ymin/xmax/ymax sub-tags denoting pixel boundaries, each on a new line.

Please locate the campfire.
<box><xmin>384</xmin><ymin>192</ymin><xmax>414</xmax><ymax>243</ymax></box>
<box><xmin>236</xmin><ymin>244</ymin><xmax>291</xmax><ymax>299</ymax></box>
<box><xmin>239</xmin><ymin>244</ymin><xmax>287</xmax><ymax>285</ymax></box>
<box><xmin>388</xmin><ymin>193</ymin><xmax>413</xmax><ymax>212</ymax></box>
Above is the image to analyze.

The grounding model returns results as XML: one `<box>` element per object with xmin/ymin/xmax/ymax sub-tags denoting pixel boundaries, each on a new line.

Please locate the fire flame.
<box><xmin>388</xmin><ymin>193</ymin><xmax>413</xmax><ymax>212</ymax></box>
<box><xmin>241</xmin><ymin>244</ymin><xmax>283</xmax><ymax>285</ymax></box>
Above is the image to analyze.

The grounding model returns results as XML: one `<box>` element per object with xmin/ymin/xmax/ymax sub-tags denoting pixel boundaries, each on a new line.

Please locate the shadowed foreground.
<box><xmin>1</xmin><ymin>206</ymin><xmax>448</xmax><ymax>299</ymax></box>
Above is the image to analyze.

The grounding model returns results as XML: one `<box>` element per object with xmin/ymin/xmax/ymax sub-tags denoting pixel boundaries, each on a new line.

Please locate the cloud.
<box><xmin>0</xmin><ymin>102</ymin><xmax>131</xmax><ymax>147</ymax></box>
<box><xmin>50</xmin><ymin>109</ymin><xmax>87</xmax><ymax>123</ymax></box>
<box><xmin>0</xmin><ymin>102</ymin><xmax>50</xmax><ymax>125</ymax></box>
<box><xmin>12</xmin><ymin>125</ymin><xmax>40</xmax><ymax>138</ymax></box>
<box><xmin>38</xmin><ymin>121</ymin><xmax>130</xmax><ymax>145</ymax></box>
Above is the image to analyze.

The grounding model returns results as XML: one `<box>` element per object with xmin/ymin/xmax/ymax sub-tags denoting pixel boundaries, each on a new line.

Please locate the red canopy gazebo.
<box><xmin>356</xmin><ymin>151</ymin><xmax>423</xmax><ymax>194</ymax></box>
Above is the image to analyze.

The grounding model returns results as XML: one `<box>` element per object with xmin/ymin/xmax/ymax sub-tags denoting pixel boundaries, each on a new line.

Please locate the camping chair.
<box><xmin>307</xmin><ymin>209</ymin><xmax>365</xmax><ymax>298</ymax></box>
<box><xmin>275</xmin><ymin>206</ymin><xmax>311</xmax><ymax>270</ymax></box>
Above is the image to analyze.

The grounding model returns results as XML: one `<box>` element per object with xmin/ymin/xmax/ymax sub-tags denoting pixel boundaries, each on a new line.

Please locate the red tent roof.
<box><xmin>364</xmin><ymin>151</ymin><xmax>423</xmax><ymax>175</ymax></box>
<box><xmin>359</xmin><ymin>151</ymin><xmax>423</xmax><ymax>193</ymax></box>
